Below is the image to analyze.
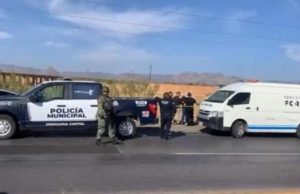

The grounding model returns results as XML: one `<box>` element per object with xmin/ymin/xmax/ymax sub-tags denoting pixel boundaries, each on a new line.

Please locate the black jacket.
<box><xmin>173</xmin><ymin>96</ymin><xmax>182</xmax><ymax>107</ymax></box>
<box><xmin>183</xmin><ymin>97</ymin><xmax>196</xmax><ymax>110</ymax></box>
<box><xmin>156</xmin><ymin>98</ymin><xmax>176</xmax><ymax>119</ymax></box>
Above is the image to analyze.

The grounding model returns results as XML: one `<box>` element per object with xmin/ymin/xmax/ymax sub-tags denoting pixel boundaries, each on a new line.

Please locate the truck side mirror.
<box><xmin>30</xmin><ymin>92</ymin><xmax>43</xmax><ymax>103</ymax></box>
<box><xmin>29</xmin><ymin>95</ymin><xmax>37</xmax><ymax>102</ymax></box>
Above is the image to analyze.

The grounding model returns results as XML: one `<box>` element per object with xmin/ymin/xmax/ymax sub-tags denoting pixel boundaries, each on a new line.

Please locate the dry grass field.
<box><xmin>153</xmin><ymin>83</ymin><xmax>217</xmax><ymax>101</ymax></box>
<box><xmin>0</xmin><ymin>74</ymin><xmax>217</xmax><ymax>102</ymax></box>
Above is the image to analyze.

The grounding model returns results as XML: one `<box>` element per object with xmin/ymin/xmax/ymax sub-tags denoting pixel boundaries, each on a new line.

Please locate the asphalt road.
<box><xmin>1</xmin><ymin>126</ymin><xmax>300</xmax><ymax>194</ymax></box>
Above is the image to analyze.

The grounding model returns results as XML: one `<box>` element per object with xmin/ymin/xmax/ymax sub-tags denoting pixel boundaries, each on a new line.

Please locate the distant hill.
<box><xmin>0</xmin><ymin>63</ymin><xmax>61</xmax><ymax>77</ymax></box>
<box><xmin>152</xmin><ymin>72</ymin><xmax>243</xmax><ymax>85</ymax></box>
<box><xmin>63</xmin><ymin>71</ymin><xmax>243</xmax><ymax>85</ymax></box>
<box><xmin>0</xmin><ymin>63</ymin><xmax>243</xmax><ymax>85</ymax></box>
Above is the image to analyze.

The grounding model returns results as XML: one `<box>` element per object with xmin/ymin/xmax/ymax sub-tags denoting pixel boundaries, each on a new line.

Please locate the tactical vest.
<box><xmin>103</xmin><ymin>97</ymin><xmax>113</xmax><ymax>112</ymax></box>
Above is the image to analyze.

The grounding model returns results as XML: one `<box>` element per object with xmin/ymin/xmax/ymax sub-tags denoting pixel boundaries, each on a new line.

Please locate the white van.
<box><xmin>199</xmin><ymin>82</ymin><xmax>300</xmax><ymax>138</ymax></box>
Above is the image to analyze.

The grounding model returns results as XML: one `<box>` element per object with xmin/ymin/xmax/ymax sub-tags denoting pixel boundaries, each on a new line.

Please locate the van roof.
<box><xmin>221</xmin><ymin>82</ymin><xmax>300</xmax><ymax>92</ymax></box>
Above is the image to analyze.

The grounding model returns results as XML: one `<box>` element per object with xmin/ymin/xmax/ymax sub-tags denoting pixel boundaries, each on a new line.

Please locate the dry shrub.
<box><xmin>102</xmin><ymin>80</ymin><xmax>158</xmax><ymax>97</ymax></box>
<box><xmin>0</xmin><ymin>74</ymin><xmax>32</xmax><ymax>93</ymax></box>
<box><xmin>0</xmin><ymin>74</ymin><xmax>158</xmax><ymax>98</ymax></box>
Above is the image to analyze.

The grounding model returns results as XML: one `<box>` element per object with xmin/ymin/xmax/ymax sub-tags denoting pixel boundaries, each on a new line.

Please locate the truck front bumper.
<box><xmin>199</xmin><ymin>117</ymin><xmax>230</xmax><ymax>131</ymax></box>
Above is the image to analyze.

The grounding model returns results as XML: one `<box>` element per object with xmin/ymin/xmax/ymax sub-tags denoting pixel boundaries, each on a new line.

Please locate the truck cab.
<box><xmin>0</xmin><ymin>80</ymin><xmax>157</xmax><ymax>139</ymax></box>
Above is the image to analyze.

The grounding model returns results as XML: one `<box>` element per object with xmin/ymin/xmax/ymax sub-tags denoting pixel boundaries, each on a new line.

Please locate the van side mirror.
<box><xmin>227</xmin><ymin>99</ymin><xmax>234</xmax><ymax>106</ymax></box>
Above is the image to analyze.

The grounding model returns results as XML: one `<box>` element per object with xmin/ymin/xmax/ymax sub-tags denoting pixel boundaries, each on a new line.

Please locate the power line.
<box><xmin>6</xmin><ymin>15</ymin><xmax>300</xmax><ymax>53</ymax></box>
<box><xmin>68</xmin><ymin>0</ymin><xmax>300</xmax><ymax>31</ymax></box>
<box><xmin>7</xmin><ymin>16</ymin><xmax>288</xmax><ymax>50</ymax></box>
<box><xmin>3</xmin><ymin>7</ymin><xmax>300</xmax><ymax>43</ymax></box>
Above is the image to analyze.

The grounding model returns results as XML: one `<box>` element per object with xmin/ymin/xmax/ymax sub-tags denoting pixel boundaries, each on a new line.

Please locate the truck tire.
<box><xmin>0</xmin><ymin>115</ymin><xmax>16</xmax><ymax>140</ymax></box>
<box><xmin>117</xmin><ymin>118</ymin><xmax>136</xmax><ymax>138</ymax></box>
<box><xmin>296</xmin><ymin>125</ymin><xmax>300</xmax><ymax>138</ymax></box>
<box><xmin>231</xmin><ymin>120</ymin><xmax>247</xmax><ymax>138</ymax></box>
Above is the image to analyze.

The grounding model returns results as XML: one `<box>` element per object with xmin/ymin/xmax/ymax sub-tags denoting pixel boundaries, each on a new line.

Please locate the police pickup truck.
<box><xmin>0</xmin><ymin>80</ymin><xmax>158</xmax><ymax>139</ymax></box>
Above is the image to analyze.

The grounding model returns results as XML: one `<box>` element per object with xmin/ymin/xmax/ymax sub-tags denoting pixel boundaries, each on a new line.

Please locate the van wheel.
<box><xmin>296</xmin><ymin>125</ymin><xmax>300</xmax><ymax>138</ymax></box>
<box><xmin>0</xmin><ymin>115</ymin><xmax>16</xmax><ymax>140</ymax></box>
<box><xmin>231</xmin><ymin>121</ymin><xmax>247</xmax><ymax>138</ymax></box>
<box><xmin>117</xmin><ymin>118</ymin><xmax>136</xmax><ymax>138</ymax></box>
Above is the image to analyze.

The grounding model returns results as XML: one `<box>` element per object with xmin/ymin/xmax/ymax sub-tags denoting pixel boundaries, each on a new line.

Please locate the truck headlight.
<box><xmin>209</xmin><ymin>111</ymin><xmax>223</xmax><ymax>118</ymax></box>
<box><xmin>0</xmin><ymin>101</ymin><xmax>12</xmax><ymax>106</ymax></box>
<box><xmin>210</xmin><ymin>111</ymin><xmax>218</xmax><ymax>117</ymax></box>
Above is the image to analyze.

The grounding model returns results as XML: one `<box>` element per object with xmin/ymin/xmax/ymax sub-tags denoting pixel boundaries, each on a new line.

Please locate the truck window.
<box><xmin>229</xmin><ymin>93</ymin><xmax>250</xmax><ymax>105</ymax></box>
<box><xmin>40</xmin><ymin>85</ymin><xmax>64</xmax><ymax>102</ymax></box>
<box><xmin>205</xmin><ymin>90</ymin><xmax>234</xmax><ymax>103</ymax></box>
<box><xmin>72</xmin><ymin>83</ymin><xmax>101</xmax><ymax>100</ymax></box>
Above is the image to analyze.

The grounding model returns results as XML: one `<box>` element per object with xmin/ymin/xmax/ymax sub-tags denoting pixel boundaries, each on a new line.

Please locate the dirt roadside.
<box><xmin>118</xmin><ymin>189</ymin><xmax>300</xmax><ymax>194</ymax></box>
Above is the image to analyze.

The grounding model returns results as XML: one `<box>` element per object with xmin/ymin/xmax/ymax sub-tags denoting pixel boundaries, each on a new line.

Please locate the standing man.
<box><xmin>173</xmin><ymin>91</ymin><xmax>182</xmax><ymax>124</ymax></box>
<box><xmin>157</xmin><ymin>92</ymin><xmax>176</xmax><ymax>140</ymax></box>
<box><xmin>184</xmin><ymin>92</ymin><xmax>197</xmax><ymax>125</ymax></box>
<box><xmin>96</xmin><ymin>86</ymin><xmax>120</xmax><ymax>145</ymax></box>
<box><xmin>181</xmin><ymin>94</ymin><xmax>187</xmax><ymax>125</ymax></box>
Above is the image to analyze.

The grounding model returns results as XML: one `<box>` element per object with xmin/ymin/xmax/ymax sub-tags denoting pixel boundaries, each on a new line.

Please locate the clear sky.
<box><xmin>0</xmin><ymin>0</ymin><xmax>300</xmax><ymax>81</ymax></box>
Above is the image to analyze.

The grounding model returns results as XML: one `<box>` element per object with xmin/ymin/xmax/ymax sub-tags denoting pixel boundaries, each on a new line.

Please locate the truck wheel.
<box><xmin>0</xmin><ymin>115</ymin><xmax>16</xmax><ymax>140</ymax></box>
<box><xmin>231</xmin><ymin>121</ymin><xmax>247</xmax><ymax>138</ymax></box>
<box><xmin>296</xmin><ymin>125</ymin><xmax>300</xmax><ymax>138</ymax></box>
<box><xmin>117</xmin><ymin>118</ymin><xmax>136</xmax><ymax>138</ymax></box>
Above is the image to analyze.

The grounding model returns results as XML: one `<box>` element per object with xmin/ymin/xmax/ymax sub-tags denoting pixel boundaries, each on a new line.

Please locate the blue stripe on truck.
<box><xmin>248</xmin><ymin>125</ymin><xmax>297</xmax><ymax>130</ymax></box>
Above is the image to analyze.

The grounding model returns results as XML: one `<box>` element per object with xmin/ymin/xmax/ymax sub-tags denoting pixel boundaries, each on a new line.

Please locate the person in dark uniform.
<box><xmin>181</xmin><ymin>94</ymin><xmax>187</xmax><ymax>124</ymax></box>
<box><xmin>157</xmin><ymin>92</ymin><xmax>176</xmax><ymax>140</ymax></box>
<box><xmin>184</xmin><ymin>92</ymin><xmax>197</xmax><ymax>125</ymax></box>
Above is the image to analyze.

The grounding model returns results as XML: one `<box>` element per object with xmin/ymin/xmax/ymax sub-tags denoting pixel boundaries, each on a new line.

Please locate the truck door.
<box><xmin>27</xmin><ymin>83</ymin><xmax>70</xmax><ymax>122</ymax></box>
<box><xmin>70</xmin><ymin>83</ymin><xmax>101</xmax><ymax>122</ymax></box>
<box><xmin>27</xmin><ymin>83</ymin><xmax>101</xmax><ymax>126</ymax></box>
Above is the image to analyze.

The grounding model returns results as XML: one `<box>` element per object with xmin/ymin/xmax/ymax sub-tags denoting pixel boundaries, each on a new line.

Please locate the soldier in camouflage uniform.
<box><xmin>96</xmin><ymin>86</ymin><xmax>119</xmax><ymax>145</ymax></box>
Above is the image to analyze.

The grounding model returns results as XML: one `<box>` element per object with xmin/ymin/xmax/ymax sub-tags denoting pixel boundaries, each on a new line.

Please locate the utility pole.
<box><xmin>149</xmin><ymin>64</ymin><xmax>152</xmax><ymax>82</ymax></box>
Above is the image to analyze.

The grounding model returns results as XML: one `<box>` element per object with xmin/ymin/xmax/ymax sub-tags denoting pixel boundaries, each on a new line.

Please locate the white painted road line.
<box><xmin>174</xmin><ymin>152</ymin><xmax>300</xmax><ymax>156</ymax></box>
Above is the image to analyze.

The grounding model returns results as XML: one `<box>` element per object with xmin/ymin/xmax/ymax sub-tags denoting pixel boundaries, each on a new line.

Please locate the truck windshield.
<box><xmin>21</xmin><ymin>83</ymin><xmax>42</xmax><ymax>97</ymax></box>
<box><xmin>205</xmin><ymin>90</ymin><xmax>234</xmax><ymax>103</ymax></box>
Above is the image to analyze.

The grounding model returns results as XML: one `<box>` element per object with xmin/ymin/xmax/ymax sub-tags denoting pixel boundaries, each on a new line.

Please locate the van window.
<box><xmin>229</xmin><ymin>93</ymin><xmax>250</xmax><ymax>105</ymax></box>
<box><xmin>72</xmin><ymin>83</ymin><xmax>101</xmax><ymax>100</ymax></box>
<box><xmin>206</xmin><ymin>90</ymin><xmax>234</xmax><ymax>103</ymax></box>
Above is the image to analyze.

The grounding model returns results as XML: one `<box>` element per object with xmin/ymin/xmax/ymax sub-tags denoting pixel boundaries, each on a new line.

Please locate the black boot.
<box><xmin>160</xmin><ymin>131</ymin><xmax>165</xmax><ymax>139</ymax></box>
<box><xmin>165</xmin><ymin>133</ymin><xmax>172</xmax><ymax>140</ymax></box>
<box><xmin>95</xmin><ymin>139</ymin><xmax>105</xmax><ymax>146</ymax></box>
<box><xmin>112</xmin><ymin>137</ymin><xmax>123</xmax><ymax>145</ymax></box>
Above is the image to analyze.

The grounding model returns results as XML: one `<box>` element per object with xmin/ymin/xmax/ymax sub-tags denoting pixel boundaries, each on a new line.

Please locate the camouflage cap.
<box><xmin>102</xmin><ymin>86</ymin><xmax>110</xmax><ymax>93</ymax></box>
